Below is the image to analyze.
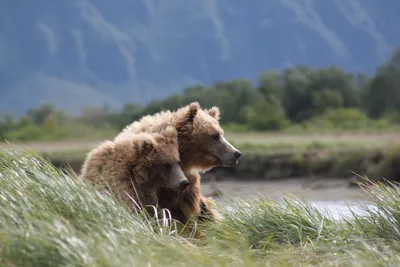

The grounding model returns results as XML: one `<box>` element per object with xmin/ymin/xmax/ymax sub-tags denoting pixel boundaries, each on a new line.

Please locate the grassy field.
<box><xmin>1</xmin><ymin>131</ymin><xmax>399</xmax><ymax>159</ymax></box>
<box><xmin>2</xmin><ymin>147</ymin><xmax>400</xmax><ymax>266</ymax></box>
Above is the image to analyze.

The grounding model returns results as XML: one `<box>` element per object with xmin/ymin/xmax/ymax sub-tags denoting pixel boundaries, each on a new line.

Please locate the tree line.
<box><xmin>1</xmin><ymin>48</ymin><xmax>400</xmax><ymax>141</ymax></box>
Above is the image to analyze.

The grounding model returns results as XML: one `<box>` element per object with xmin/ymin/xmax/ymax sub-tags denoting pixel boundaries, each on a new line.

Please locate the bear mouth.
<box><xmin>224</xmin><ymin>159</ymin><xmax>239</xmax><ymax>167</ymax></box>
<box><xmin>217</xmin><ymin>156</ymin><xmax>239</xmax><ymax>167</ymax></box>
<box><xmin>214</xmin><ymin>156</ymin><xmax>225</xmax><ymax>167</ymax></box>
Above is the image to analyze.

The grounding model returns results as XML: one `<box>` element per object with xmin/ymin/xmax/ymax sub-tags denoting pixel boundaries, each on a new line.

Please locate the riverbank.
<box><xmin>46</xmin><ymin>145</ymin><xmax>400</xmax><ymax>188</ymax></box>
<box><xmin>2</xmin><ymin>131</ymin><xmax>400</xmax><ymax>187</ymax></box>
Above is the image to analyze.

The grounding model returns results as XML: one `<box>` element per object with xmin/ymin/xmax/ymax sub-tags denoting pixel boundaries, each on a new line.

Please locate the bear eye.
<box><xmin>164</xmin><ymin>163</ymin><xmax>172</xmax><ymax>170</ymax></box>
<box><xmin>211</xmin><ymin>132</ymin><xmax>220</xmax><ymax>140</ymax></box>
<box><xmin>128</xmin><ymin>163</ymin><xmax>136</xmax><ymax>170</ymax></box>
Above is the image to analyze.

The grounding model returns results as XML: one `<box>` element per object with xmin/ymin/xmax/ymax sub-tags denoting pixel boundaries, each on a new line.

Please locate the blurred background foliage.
<box><xmin>1</xmin><ymin>48</ymin><xmax>399</xmax><ymax>142</ymax></box>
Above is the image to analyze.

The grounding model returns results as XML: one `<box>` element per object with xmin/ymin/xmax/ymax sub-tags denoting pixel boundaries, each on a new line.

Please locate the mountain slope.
<box><xmin>0</xmin><ymin>0</ymin><xmax>399</xmax><ymax>115</ymax></box>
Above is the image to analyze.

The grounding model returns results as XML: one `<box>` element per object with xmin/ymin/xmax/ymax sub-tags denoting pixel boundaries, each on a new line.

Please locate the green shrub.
<box><xmin>5</xmin><ymin>124</ymin><xmax>43</xmax><ymax>142</ymax></box>
<box><xmin>302</xmin><ymin>108</ymin><xmax>392</xmax><ymax>130</ymax></box>
<box><xmin>241</xmin><ymin>96</ymin><xmax>290</xmax><ymax>131</ymax></box>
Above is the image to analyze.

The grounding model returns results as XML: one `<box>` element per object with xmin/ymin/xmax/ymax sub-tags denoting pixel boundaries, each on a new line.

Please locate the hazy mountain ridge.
<box><xmin>1</xmin><ymin>0</ymin><xmax>399</xmax><ymax>115</ymax></box>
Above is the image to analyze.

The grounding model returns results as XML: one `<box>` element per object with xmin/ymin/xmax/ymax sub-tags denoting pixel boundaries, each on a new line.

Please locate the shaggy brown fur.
<box><xmin>115</xmin><ymin>102</ymin><xmax>240</xmax><ymax>224</ymax></box>
<box><xmin>80</xmin><ymin>127</ymin><xmax>187</xmax><ymax>216</ymax></box>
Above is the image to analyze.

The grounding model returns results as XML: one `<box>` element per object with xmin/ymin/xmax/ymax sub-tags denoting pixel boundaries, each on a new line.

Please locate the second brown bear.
<box><xmin>80</xmin><ymin>127</ymin><xmax>189</xmax><ymax>216</ymax></box>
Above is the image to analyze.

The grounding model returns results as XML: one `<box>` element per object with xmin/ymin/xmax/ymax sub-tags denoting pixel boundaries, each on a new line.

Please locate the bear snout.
<box><xmin>179</xmin><ymin>180</ymin><xmax>190</xmax><ymax>192</ymax></box>
<box><xmin>234</xmin><ymin>150</ymin><xmax>242</xmax><ymax>159</ymax></box>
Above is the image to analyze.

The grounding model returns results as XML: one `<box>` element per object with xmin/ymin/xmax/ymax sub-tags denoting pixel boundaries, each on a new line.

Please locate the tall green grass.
<box><xmin>2</xmin><ymin>146</ymin><xmax>400</xmax><ymax>266</ymax></box>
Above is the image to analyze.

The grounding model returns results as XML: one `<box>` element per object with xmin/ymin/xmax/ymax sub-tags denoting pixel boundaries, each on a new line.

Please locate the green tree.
<box><xmin>26</xmin><ymin>103</ymin><xmax>56</xmax><ymax>125</ymax></box>
<box><xmin>242</xmin><ymin>95</ymin><xmax>289</xmax><ymax>131</ymax></box>
<box><xmin>43</xmin><ymin>112</ymin><xmax>59</xmax><ymax>134</ymax></box>
<box><xmin>307</xmin><ymin>66</ymin><xmax>359</xmax><ymax>108</ymax></box>
<box><xmin>258</xmin><ymin>71</ymin><xmax>282</xmax><ymax>100</ymax></box>
<box><xmin>281</xmin><ymin>66</ymin><xmax>360</xmax><ymax>122</ymax></box>
<box><xmin>311</xmin><ymin>89</ymin><xmax>344</xmax><ymax>115</ymax></box>
<box><xmin>206</xmin><ymin>79</ymin><xmax>258</xmax><ymax>124</ymax></box>
<box><xmin>364</xmin><ymin>49</ymin><xmax>400</xmax><ymax>118</ymax></box>
<box><xmin>281</xmin><ymin>66</ymin><xmax>312</xmax><ymax>122</ymax></box>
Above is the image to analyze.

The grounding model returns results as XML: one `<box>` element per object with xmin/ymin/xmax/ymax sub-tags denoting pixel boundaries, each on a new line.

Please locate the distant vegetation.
<box><xmin>1</xmin><ymin>48</ymin><xmax>400</xmax><ymax>142</ymax></box>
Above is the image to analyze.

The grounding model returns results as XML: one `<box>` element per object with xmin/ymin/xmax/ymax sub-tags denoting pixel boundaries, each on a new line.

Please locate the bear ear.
<box><xmin>207</xmin><ymin>106</ymin><xmax>220</xmax><ymax>120</ymax></box>
<box><xmin>140</xmin><ymin>136</ymin><xmax>156</xmax><ymax>153</ymax></box>
<box><xmin>187</xmin><ymin>102</ymin><xmax>199</xmax><ymax>122</ymax></box>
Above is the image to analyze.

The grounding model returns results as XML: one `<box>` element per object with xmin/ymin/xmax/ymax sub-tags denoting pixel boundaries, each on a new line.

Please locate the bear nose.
<box><xmin>234</xmin><ymin>150</ymin><xmax>242</xmax><ymax>159</ymax></box>
<box><xmin>179</xmin><ymin>180</ymin><xmax>190</xmax><ymax>192</ymax></box>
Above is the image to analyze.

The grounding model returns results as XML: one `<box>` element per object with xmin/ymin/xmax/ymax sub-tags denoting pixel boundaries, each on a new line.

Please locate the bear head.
<box><xmin>129</xmin><ymin>127</ymin><xmax>190</xmax><ymax>192</ymax></box>
<box><xmin>176</xmin><ymin>102</ymin><xmax>242</xmax><ymax>173</ymax></box>
<box><xmin>99</xmin><ymin>126</ymin><xmax>190</xmax><ymax>192</ymax></box>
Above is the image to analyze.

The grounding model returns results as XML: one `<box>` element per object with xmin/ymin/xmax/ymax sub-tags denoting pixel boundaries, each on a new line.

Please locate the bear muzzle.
<box><xmin>179</xmin><ymin>180</ymin><xmax>190</xmax><ymax>192</ymax></box>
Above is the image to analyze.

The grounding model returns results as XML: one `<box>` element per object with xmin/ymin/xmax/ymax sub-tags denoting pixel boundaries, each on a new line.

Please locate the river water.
<box><xmin>201</xmin><ymin>178</ymin><xmax>375</xmax><ymax>221</ymax></box>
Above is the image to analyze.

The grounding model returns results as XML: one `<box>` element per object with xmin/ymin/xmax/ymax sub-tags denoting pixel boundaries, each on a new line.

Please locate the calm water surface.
<box><xmin>201</xmin><ymin>179</ymin><xmax>376</xmax><ymax>220</ymax></box>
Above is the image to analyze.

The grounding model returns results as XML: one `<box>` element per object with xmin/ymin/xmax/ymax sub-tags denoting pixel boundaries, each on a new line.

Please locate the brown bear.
<box><xmin>115</xmin><ymin>102</ymin><xmax>242</xmax><ymax>225</ymax></box>
<box><xmin>80</xmin><ymin>126</ymin><xmax>189</xmax><ymax>216</ymax></box>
